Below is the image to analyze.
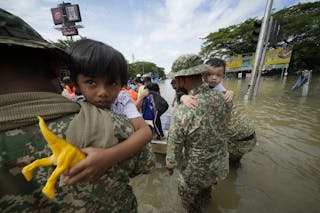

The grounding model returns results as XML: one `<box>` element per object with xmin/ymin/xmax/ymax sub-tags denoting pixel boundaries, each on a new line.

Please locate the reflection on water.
<box><xmin>131</xmin><ymin>73</ymin><xmax>320</xmax><ymax>213</ymax></box>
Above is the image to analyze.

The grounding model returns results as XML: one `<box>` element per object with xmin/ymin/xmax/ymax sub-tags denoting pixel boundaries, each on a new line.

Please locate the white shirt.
<box><xmin>214</xmin><ymin>83</ymin><xmax>226</xmax><ymax>92</ymax></box>
<box><xmin>111</xmin><ymin>90</ymin><xmax>141</xmax><ymax>119</ymax></box>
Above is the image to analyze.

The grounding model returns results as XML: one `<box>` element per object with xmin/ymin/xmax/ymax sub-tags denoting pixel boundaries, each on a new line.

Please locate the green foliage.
<box><xmin>128</xmin><ymin>61</ymin><xmax>165</xmax><ymax>79</ymax></box>
<box><xmin>50</xmin><ymin>36</ymin><xmax>87</xmax><ymax>50</ymax></box>
<box><xmin>200</xmin><ymin>18</ymin><xmax>259</xmax><ymax>58</ymax></box>
<box><xmin>273</xmin><ymin>2</ymin><xmax>320</xmax><ymax>71</ymax></box>
<box><xmin>200</xmin><ymin>1</ymin><xmax>320</xmax><ymax>71</ymax></box>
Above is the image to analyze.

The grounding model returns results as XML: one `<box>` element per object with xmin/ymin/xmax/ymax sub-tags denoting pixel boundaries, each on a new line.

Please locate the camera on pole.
<box><xmin>252</xmin><ymin>20</ymin><xmax>262</xmax><ymax>48</ymax></box>
<box><xmin>269</xmin><ymin>19</ymin><xmax>282</xmax><ymax>47</ymax></box>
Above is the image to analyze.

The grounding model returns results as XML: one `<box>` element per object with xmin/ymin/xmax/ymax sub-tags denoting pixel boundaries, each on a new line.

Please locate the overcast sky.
<box><xmin>0</xmin><ymin>0</ymin><xmax>314</xmax><ymax>73</ymax></box>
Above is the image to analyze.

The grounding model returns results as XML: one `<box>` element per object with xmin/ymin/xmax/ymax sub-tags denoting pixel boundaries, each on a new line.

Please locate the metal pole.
<box><xmin>253</xmin><ymin>15</ymin><xmax>273</xmax><ymax>97</ymax></box>
<box><xmin>280</xmin><ymin>68</ymin><xmax>284</xmax><ymax>79</ymax></box>
<box><xmin>284</xmin><ymin>65</ymin><xmax>288</xmax><ymax>76</ymax></box>
<box><xmin>244</xmin><ymin>0</ymin><xmax>273</xmax><ymax>100</ymax></box>
<box><xmin>302</xmin><ymin>70</ymin><xmax>312</xmax><ymax>96</ymax></box>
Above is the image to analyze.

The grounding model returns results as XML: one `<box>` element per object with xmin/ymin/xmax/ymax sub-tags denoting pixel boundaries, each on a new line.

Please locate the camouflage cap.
<box><xmin>0</xmin><ymin>8</ymin><xmax>66</xmax><ymax>57</ymax></box>
<box><xmin>167</xmin><ymin>54</ymin><xmax>209</xmax><ymax>78</ymax></box>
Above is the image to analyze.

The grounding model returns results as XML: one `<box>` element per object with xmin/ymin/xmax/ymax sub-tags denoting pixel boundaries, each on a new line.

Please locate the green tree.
<box><xmin>128</xmin><ymin>61</ymin><xmax>165</xmax><ymax>79</ymax></box>
<box><xmin>50</xmin><ymin>36</ymin><xmax>87</xmax><ymax>50</ymax></box>
<box><xmin>200</xmin><ymin>1</ymin><xmax>320</xmax><ymax>71</ymax></box>
<box><xmin>200</xmin><ymin>18</ymin><xmax>258</xmax><ymax>58</ymax></box>
<box><xmin>273</xmin><ymin>2</ymin><xmax>320</xmax><ymax>71</ymax></box>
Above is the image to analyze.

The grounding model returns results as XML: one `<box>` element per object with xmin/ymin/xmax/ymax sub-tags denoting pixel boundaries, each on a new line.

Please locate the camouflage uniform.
<box><xmin>0</xmin><ymin>94</ymin><xmax>154</xmax><ymax>212</ymax></box>
<box><xmin>226</xmin><ymin>107</ymin><xmax>256</xmax><ymax>162</ymax></box>
<box><xmin>0</xmin><ymin>9</ymin><xmax>154</xmax><ymax>213</ymax></box>
<box><xmin>166</xmin><ymin>54</ymin><xmax>232</xmax><ymax>212</ymax></box>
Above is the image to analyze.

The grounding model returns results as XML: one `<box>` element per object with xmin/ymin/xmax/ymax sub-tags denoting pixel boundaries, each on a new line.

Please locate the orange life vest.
<box><xmin>66</xmin><ymin>85</ymin><xmax>76</xmax><ymax>98</ymax></box>
<box><xmin>121</xmin><ymin>87</ymin><xmax>138</xmax><ymax>101</ymax></box>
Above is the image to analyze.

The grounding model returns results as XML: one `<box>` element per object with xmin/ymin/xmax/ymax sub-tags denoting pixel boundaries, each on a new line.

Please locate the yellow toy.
<box><xmin>22</xmin><ymin>116</ymin><xmax>85</xmax><ymax>199</ymax></box>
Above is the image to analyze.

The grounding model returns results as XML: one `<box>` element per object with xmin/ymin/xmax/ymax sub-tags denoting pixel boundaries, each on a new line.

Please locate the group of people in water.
<box><xmin>0</xmin><ymin>8</ymin><xmax>256</xmax><ymax>213</ymax></box>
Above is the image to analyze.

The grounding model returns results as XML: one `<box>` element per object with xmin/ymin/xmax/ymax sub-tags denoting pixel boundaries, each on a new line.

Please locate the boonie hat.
<box><xmin>167</xmin><ymin>54</ymin><xmax>209</xmax><ymax>78</ymax></box>
<box><xmin>0</xmin><ymin>8</ymin><xmax>67</xmax><ymax>58</ymax></box>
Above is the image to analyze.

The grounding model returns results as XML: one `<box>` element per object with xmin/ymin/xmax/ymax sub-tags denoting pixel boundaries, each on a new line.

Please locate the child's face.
<box><xmin>203</xmin><ymin>66</ymin><xmax>224</xmax><ymax>88</ymax></box>
<box><xmin>76</xmin><ymin>74</ymin><xmax>121</xmax><ymax>109</ymax></box>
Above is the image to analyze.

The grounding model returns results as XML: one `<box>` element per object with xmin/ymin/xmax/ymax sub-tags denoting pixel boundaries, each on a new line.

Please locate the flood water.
<box><xmin>131</xmin><ymin>73</ymin><xmax>320</xmax><ymax>213</ymax></box>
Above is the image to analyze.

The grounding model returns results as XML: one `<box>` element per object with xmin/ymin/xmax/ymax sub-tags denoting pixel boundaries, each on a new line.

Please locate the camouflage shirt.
<box><xmin>166</xmin><ymin>84</ymin><xmax>232</xmax><ymax>187</ymax></box>
<box><xmin>0</xmin><ymin>104</ymin><xmax>153</xmax><ymax>212</ymax></box>
<box><xmin>226</xmin><ymin>106</ymin><xmax>256</xmax><ymax>158</ymax></box>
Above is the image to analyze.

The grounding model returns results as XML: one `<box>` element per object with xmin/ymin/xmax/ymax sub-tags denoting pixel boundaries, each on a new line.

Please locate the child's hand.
<box><xmin>224</xmin><ymin>90</ymin><xmax>234</xmax><ymax>102</ymax></box>
<box><xmin>181</xmin><ymin>95</ymin><xmax>198</xmax><ymax>109</ymax></box>
<box><xmin>64</xmin><ymin>147</ymin><xmax>113</xmax><ymax>185</ymax></box>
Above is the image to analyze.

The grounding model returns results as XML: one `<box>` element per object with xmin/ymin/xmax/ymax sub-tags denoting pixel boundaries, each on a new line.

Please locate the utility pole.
<box><xmin>253</xmin><ymin>16</ymin><xmax>273</xmax><ymax>97</ymax></box>
<box><xmin>244</xmin><ymin>0</ymin><xmax>273</xmax><ymax>100</ymax></box>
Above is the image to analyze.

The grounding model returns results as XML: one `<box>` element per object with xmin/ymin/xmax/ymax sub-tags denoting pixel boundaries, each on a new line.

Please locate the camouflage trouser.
<box><xmin>177</xmin><ymin>178</ymin><xmax>213</xmax><ymax>213</ymax></box>
<box><xmin>228</xmin><ymin>132</ymin><xmax>257</xmax><ymax>161</ymax></box>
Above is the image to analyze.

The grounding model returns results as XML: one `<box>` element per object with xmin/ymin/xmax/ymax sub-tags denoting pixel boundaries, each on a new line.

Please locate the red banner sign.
<box><xmin>62</xmin><ymin>27</ymin><xmax>78</xmax><ymax>36</ymax></box>
<box><xmin>51</xmin><ymin>7</ymin><xmax>64</xmax><ymax>25</ymax></box>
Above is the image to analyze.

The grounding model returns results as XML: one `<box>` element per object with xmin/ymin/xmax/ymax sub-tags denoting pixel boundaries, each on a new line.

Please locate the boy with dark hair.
<box><xmin>68</xmin><ymin>39</ymin><xmax>128</xmax><ymax>90</ymax></box>
<box><xmin>65</xmin><ymin>38</ymin><xmax>154</xmax><ymax>184</ymax></box>
<box><xmin>0</xmin><ymin>9</ymin><xmax>150</xmax><ymax>212</ymax></box>
<box><xmin>204</xmin><ymin>57</ymin><xmax>234</xmax><ymax>101</ymax></box>
<box><xmin>181</xmin><ymin>57</ymin><xmax>234</xmax><ymax>108</ymax></box>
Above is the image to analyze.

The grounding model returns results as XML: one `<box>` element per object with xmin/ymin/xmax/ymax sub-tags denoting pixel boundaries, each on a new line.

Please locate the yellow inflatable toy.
<box><xmin>22</xmin><ymin>116</ymin><xmax>85</xmax><ymax>199</ymax></box>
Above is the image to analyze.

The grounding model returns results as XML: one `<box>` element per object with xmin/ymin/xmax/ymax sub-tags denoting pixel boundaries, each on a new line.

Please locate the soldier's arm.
<box><xmin>64</xmin><ymin>114</ymin><xmax>152</xmax><ymax>184</ymax></box>
<box><xmin>222</xmin><ymin>99</ymin><xmax>233</xmax><ymax>131</ymax></box>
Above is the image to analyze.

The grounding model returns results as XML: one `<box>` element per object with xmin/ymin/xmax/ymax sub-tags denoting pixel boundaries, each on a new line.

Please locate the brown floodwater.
<box><xmin>131</xmin><ymin>73</ymin><xmax>320</xmax><ymax>213</ymax></box>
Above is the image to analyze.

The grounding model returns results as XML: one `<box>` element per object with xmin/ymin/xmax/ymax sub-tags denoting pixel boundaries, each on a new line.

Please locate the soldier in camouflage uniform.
<box><xmin>165</xmin><ymin>54</ymin><xmax>232</xmax><ymax>212</ymax></box>
<box><xmin>226</xmin><ymin>107</ymin><xmax>256</xmax><ymax>165</ymax></box>
<box><xmin>0</xmin><ymin>8</ymin><xmax>153</xmax><ymax>212</ymax></box>
<box><xmin>182</xmin><ymin>57</ymin><xmax>257</xmax><ymax>166</ymax></box>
